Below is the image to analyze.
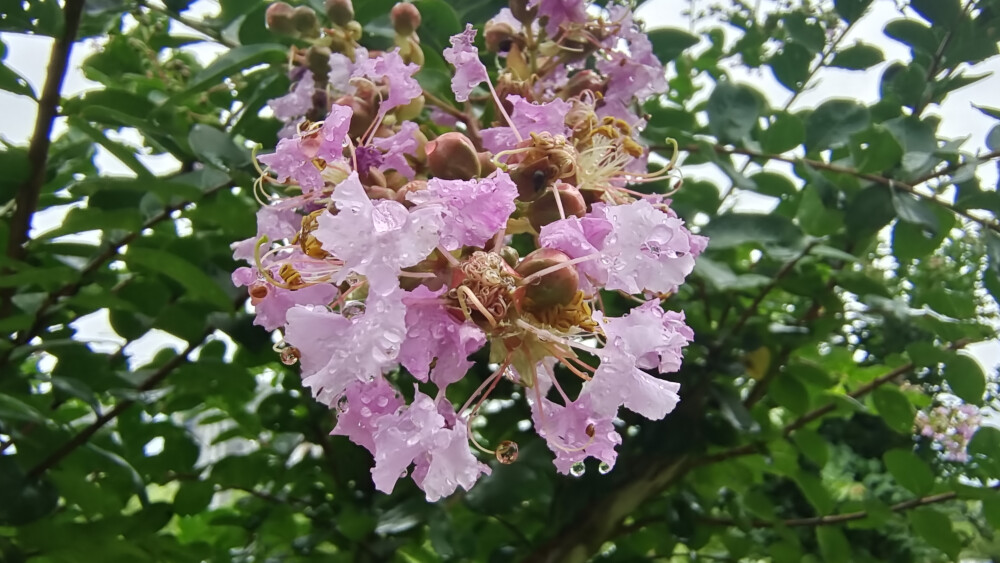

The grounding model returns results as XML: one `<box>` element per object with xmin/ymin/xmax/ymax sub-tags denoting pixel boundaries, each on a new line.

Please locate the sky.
<box><xmin>0</xmin><ymin>0</ymin><xmax>997</xmax><ymax>370</ymax></box>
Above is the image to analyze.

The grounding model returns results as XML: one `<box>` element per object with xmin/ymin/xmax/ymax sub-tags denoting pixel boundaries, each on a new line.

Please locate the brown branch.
<box><xmin>1</xmin><ymin>182</ymin><xmax>229</xmax><ymax>368</ymax></box>
<box><xmin>1</xmin><ymin>0</ymin><xmax>87</xmax><ymax>318</ymax></box>
<box><xmin>666</xmin><ymin>143</ymin><xmax>1000</xmax><ymax>234</ymax></box>
<box><xmin>700</xmin><ymin>482</ymin><xmax>1000</xmax><ymax>529</ymax></box>
<box><xmin>25</xmin><ymin>295</ymin><xmax>247</xmax><ymax>480</ymax></box>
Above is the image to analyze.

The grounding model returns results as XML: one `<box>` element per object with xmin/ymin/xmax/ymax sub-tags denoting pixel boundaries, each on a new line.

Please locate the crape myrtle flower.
<box><xmin>236</xmin><ymin>0</ymin><xmax>707</xmax><ymax>501</ymax></box>
<box><xmin>915</xmin><ymin>403</ymin><xmax>982</xmax><ymax>462</ymax></box>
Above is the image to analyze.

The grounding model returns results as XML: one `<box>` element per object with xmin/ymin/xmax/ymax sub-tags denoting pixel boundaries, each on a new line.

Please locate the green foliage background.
<box><xmin>2</xmin><ymin>0</ymin><xmax>1000</xmax><ymax>561</ymax></box>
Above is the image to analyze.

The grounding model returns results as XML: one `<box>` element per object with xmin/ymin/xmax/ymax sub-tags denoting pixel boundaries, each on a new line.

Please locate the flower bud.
<box><xmin>391</xmin><ymin>2</ymin><xmax>422</xmax><ymax>35</ymax></box>
<box><xmin>426</xmin><ymin>132</ymin><xmax>481</xmax><ymax>180</ymax></box>
<box><xmin>396</xmin><ymin>94</ymin><xmax>425</xmax><ymax>121</ymax></box>
<box><xmin>515</xmin><ymin>248</ymin><xmax>579</xmax><ymax>307</ymax></box>
<box><xmin>508</xmin><ymin>156</ymin><xmax>551</xmax><ymax>201</ymax></box>
<box><xmin>478</xmin><ymin>151</ymin><xmax>497</xmax><ymax>177</ymax></box>
<box><xmin>485</xmin><ymin>21</ymin><xmax>521</xmax><ymax>53</ymax></box>
<box><xmin>325</xmin><ymin>0</ymin><xmax>354</xmax><ymax>26</ymax></box>
<box><xmin>334</xmin><ymin>95</ymin><xmax>374</xmax><ymax>140</ymax></box>
<box><xmin>345</xmin><ymin>21</ymin><xmax>363</xmax><ymax>41</ymax></box>
<box><xmin>562</xmin><ymin>70</ymin><xmax>607</xmax><ymax>99</ymax></box>
<box><xmin>500</xmin><ymin>246</ymin><xmax>519</xmax><ymax>268</ymax></box>
<box><xmin>509</xmin><ymin>0</ymin><xmax>537</xmax><ymax>25</ymax></box>
<box><xmin>265</xmin><ymin>2</ymin><xmax>296</xmax><ymax>35</ymax></box>
<box><xmin>526</xmin><ymin>183</ymin><xmax>587</xmax><ymax>232</ymax></box>
<box><xmin>291</xmin><ymin>5</ymin><xmax>321</xmax><ymax>38</ymax></box>
<box><xmin>307</xmin><ymin>45</ymin><xmax>332</xmax><ymax>80</ymax></box>
<box><xmin>384</xmin><ymin>170</ymin><xmax>408</xmax><ymax>190</ymax></box>
<box><xmin>396</xmin><ymin>179</ymin><xmax>428</xmax><ymax>205</ymax></box>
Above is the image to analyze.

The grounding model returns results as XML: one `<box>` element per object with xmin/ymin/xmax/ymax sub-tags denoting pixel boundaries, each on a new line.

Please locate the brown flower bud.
<box><xmin>391</xmin><ymin>2</ymin><xmax>422</xmax><ymax>35</ymax></box>
<box><xmin>265</xmin><ymin>2</ymin><xmax>296</xmax><ymax>35</ymax></box>
<box><xmin>291</xmin><ymin>5</ymin><xmax>320</xmax><ymax>38</ymax></box>
<box><xmin>307</xmin><ymin>45</ymin><xmax>332</xmax><ymax>80</ymax></box>
<box><xmin>509</xmin><ymin>0</ymin><xmax>537</xmax><ymax>25</ymax></box>
<box><xmin>562</xmin><ymin>70</ymin><xmax>607</xmax><ymax>99</ymax></box>
<box><xmin>478</xmin><ymin>152</ymin><xmax>497</xmax><ymax>177</ymax></box>
<box><xmin>334</xmin><ymin>95</ymin><xmax>374</xmax><ymax>140</ymax></box>
<box><xmin>515</xmin><ymin>248</ymin><xmax>579</xmax><ymax>307</ymax></box>
<box><xmin>509</xmin><ymin>156</ymin><xmax>552</xmax><ymax>201</ymax></box>
<box><xmin>325</xmin><ymin>0</ymin><xmax>354</xmax><ymax>26</ymax></box>
<box><xmin>526</xmin><ymin>182</ymin><xmax>587</xmax><ymax>232</ymax></box>
<box><xmin>426</xmin><ymin>132</ymin><xmax>481</xmax><ymax>180</ymax></box>
<box><xmin>485</xmin><ymin>21</ymin><xmax>522</xmax><ymax>53</ymax></box>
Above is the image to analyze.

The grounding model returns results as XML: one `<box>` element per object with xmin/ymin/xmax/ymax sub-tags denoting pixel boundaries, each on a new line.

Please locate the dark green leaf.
<box><xmin>706</xmin><ymin>81</ymin><xmax>763</xmax><ymax>144</ymax></box>
<box><xmin>171</xmin><ymin>44</ymin><xmax>287</xmax><ymax>102</ymax></box>
<box><xmin>0</xmin><ymin>62</ymin><xmax>36</xmax><ymax>99</ymax></box>
<box><xmin>884</xmin><ymin>19</ymin><xmax>939</xmax><ymax>55</ymax></box>
<box><xmin>647</xmin><ymin>28</ymin><xmax>700</xmax><ymax>63</ymax></box>
<box><xmin>0</xmin><ymin>456</ymin><xmax>59</xmax><ymax>525</ymax></box>
<box><xmin>124</xmin><ymin>248</ymin><xmax>232</xmax><ymax>310</ymax></box>
<box><xmin>769</xmin><ymin>42</ymin><xmax>814</xmax><ymax>92</ymax></box>
<box><xmin>871</xmin><ymin>386</ymin><xmax>915</xmax><ymax>434</ymax></box>
<box><xmin>816</xmin><ymin>527</ymin><xmax>851</xmax><ymax>563</ymax></box>
<box><xmin>796</xmin><ymin>184</ymin><xmax>844</xmax><ymax>237</ymax></box>
<box><xmin>909</xmin><ymin>509</ymin><xmax>961</xmax><ymax>559</ymax></box>
<box><xmin>883</xmin><ymin>449</ymin><xmax>934</xmax><ymax>495</ymax></box>
<box><xmin>944</xmin><ymin>354</ymin><xmax>986</xmax><ymax>405</ymax></box>
<box><xmin>760</xmin><ymin>112</ymin><xmax>805</xmax><ymax>154</ymax></box>
<box><xmin>890</xmin><ymin>191</ymin><xmax>939</xmax><ymax>233</ymax></box>
<box><xmin>701</xmin><ymin>213</ymin><xmax>804</xmax><ymax>250</ymax></box>
<box><xmin>805</xmin><ymin>100</ymin><xmax>870</xmax><ymax>151</ymax></box>
<box><xmin>771</xmin><ymin>373</ymin><xmax>810</xmax><ymax>414</ymax></box>
<box><xmin>834</xmin><ymin>0</ymin><xmax>873</xmax><ymax>23</ymax></box>
<box><xmin>188</xmin><ymin>124</ymin><xmax>251</xmax><ymax>169</ymax></box>
<box><xmin>831</xmin><ymin>43</ymin><xmax>885</xmax><ymax>70</ymax></box>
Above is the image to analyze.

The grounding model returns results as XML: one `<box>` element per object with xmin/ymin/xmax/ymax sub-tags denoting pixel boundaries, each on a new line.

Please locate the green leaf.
<box><xmin>815</xmin><ymin>527</ymin><xmax>851</xmax><ymax>563</ymax></box>
<box><xmin>982</xmin><ymin>496</ymin><xmax>1000</xmax><ymax>528</ymax></box>
<box><xmin>706</xmin><ymin>81</ymin><xmax>763</xmax><ymax>144</ymax></box>
<box><xmin>909</xmin><ymin>509</ymin><xmax>961</xmax><ymax>560</ymax></box>
<box><xmin>124</xmin><ymin>248</ymin><xmax>231</xmax><ymax>310</ymax></box>
<box><xmin>37</xmin><ymin>207</ymin><xmax>143</xmax><ymax>240</ymax></box>
<box><xmin>943</xmin><ymin>354</ymin><xmax>986</xmax><ymax>405</ymax></box>
<box><xmin>794</xmin><ymin>471</ymin><xmax>834</xmax><ymax>514</ymax></box>
<box><xmin>883</xmin><ymin>449</ymin><xmax>934</xmax><ymax>495</ymax></box>
<box><xmin>910</xmin><ymin>0</ymin><xmax>962</xmax><ymax>26</ymax></box>
<box><xmin>987</xmin><ymin>124</ymin><xmax>1000</xmax><ymax>151</ymax></box>
<box><xmin>769</xmin><ymin>42</ymin><xmax>814</xmax><ymax>92</ymax></box>
<box><xmin>973</xmin><ymin>103</ymin><xmax>1000</xmax><ymax>120</ymax></box>
<box><xmin>797</xmin><ymin>184</ymin><xmax>844</xmax><ymax>237</ymax></box>
<box><xmin>760</xmin><ymin>112</ymin><xmax>805</xmax><ymax>154</ymax></box>
<box><xmin>771</xmin><ymin>373</ymin><xmax>810</xmax><ymax>414</ymax></box>
<box><xmin>969</xmin><ymin>427</ymin><xmax>1000</xmax><ymax>478</ymax></box>
<box><xmin>410</xmin><ymin>0</ymin><xmax>461</xmax><ymax>53</ymax></box>
<box><xmin>852</xmin><ymin>126</ymin><xmax>903</xmax><ymax>173</ymax></box>
<box><xmin>891</xmin><ymin>205</ymin><xmax>953</xmax><ymax>261</ymax></box>
<box><xmin>174</xmin><ymin>481</ymin><xmax>215</xmax><ymax>516</ymax></box>
<box><xmin>0</xmin><ymin>456</ymin><xmax>59</xmax><ymax>525</ymax></box>
<box><xmin>188</xmin><ymin>124</ymin><xmax>251</xmax><ymax>169</ymax></box>
<box><xmin>890</xmin><ymin>191</ymin><xmax>939</xmax><ymax>233</ymax></box>
<box><xmin>793</xmin><ymin>429</ymin><xmax>829</xmax><ymax>466</ymax></box>
<box><xmin>831</xmin><ymin>43</ymin><xmax>885</xmax><ymax>70</ymax></box>
<box><xmin>647</xmin><ymin>27</ymin><xmax>700</xmax><ymax>63</ymax></box>
<box><xmin>805</xmin><ymin>99</ymin><xmax>870</xmax><ymax>152</ymax></box>
<box><xmin>884</xmin><ymin>19</ymin><xmax>939</xmax><ymax>55</ymax></box>
<box><xmin>834</xmin><ymin>0</ymin><xmax>873</xmax><ymax>22</ymax></box>
<box><xmin>171</xmin><ymin>44</ymin><xmax>287</xmax><ymax>102</ymax></box>
<box><xmin>0</xmin><ymin>61</ymin><xmax>36</xmax><ymax>99</ymax></box>
<box><xmin>783</xmin><ymin>13</ymin><xmax>825</xmax><ymax>54</ymax></box>
<box><xmin>701</xmin><ymin>214</ymin><xmax>804</xmax><ymax>250</ymax></box>
<box><xmin>871</xmin><ymin>386</ymin><xmax>915</xmax><ymax>434</ymax></box>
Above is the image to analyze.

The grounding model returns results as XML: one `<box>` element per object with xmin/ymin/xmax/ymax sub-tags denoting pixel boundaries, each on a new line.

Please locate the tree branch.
<box><xmin>1</xmin><ymin>0</ymin><xmax>87</xmax><ymax>317</ymax></box>
<box><xmin>25</xmin><ymin>295</ymin><xmax>247</xmax><ymax>480</ymax></box>
<box><xmin>700</xmin><ymin>482</ymin><xmax>1000</xmax><ymax>529</ymax></box>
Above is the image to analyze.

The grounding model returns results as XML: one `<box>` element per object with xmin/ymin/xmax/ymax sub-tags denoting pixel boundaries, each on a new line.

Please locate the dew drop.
<box><xmin>585</xmin><ymin>423</ymin><xmax>595</xmax><ymax>437</ymax></box>
<box><xmin>248</xmin><ymin>282</ymin><xmax>269</xmax><ymax>300</ymax></box>
<box><xmin>569</xmin><ymin>461</ymin><xmax>586</xmax><ymax>477</ymax></box>
<box><xmin>360</xmin><ymin>406</ymin><xmax>372</xmax><ymax>417</ymax></box>
<box><xmin>279</xmin><ymin>346</ymin><xmax>300</xmax><ymax>365</ymax></box>
<box><xmin>376</xmin><ymin>396</ymin><xmax>388</xmax><ymax>407</ymax></box>
<box><xmin>342</xmin><ymin>300</ymin><xmax>366</xmax><ymax>319</ymax></box>
<box><xmin>598</xmin><ymin>462</ymin><xmax>612</xmax><ymax>475</ymax></box>
<box><xmin>495</xmin><ymin>440</ymin><xmax>519</xmax><ymax>464</ymax></box>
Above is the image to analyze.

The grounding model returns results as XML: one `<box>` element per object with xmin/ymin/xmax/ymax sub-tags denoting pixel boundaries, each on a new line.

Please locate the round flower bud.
<box><xmin>391</xmin><ymin>2</ymin><xmax>422</xmax><ymax>35</ymax></box>
<box><xmin>345</xmin><ymin>20</ymin><xmax>363</xmax><ymax>40</ymax></box>
<box><xmin>515</xmin><ymin>248</ymin><xmax>579</xmax><ymax>307</ymax></box>
<box><xmin>265</xmin><ymin>2</ymin><xmax>296</xmax><ymax>35</ymax></box>
<box><xmin>477</xmin><ymin>151</ymin><xmax>497</xmax><ymax>177</ymax></box>
<box><xmin>307</xmin><ymin>45</ymin><xmax>332</xmax><ymax>79</ymax></box>
<box><xmin>334</xmin><ymin>95</ymin><xmax>374</xmax><ymax>140</ymax></box>
<box><xmin>526</xmin><ymin>183</ymin><xmax>587</xmax><ymax>232</ymax></box>
<box><xmin>509</xmin><ymin>156</ymin><xmax>551</xmax><ymax>201</ymax></box>
<box><xmin>509</xmin><ymin>0</ymin><xmax>537</xmax><ymax>25</ymax></box>
<box><xmin>325</xmin><ymin>0</ymin><xmax>354</xmax><ymax>26</ymax></box>
<box><xmin>485</xmin><ymin>21</ymin><xmax>521</xmax><ymax>53</ymax></box>
<box><xmin>426</xmin><ymin>132</ymin><xmax>481</xmax><ymax>180</ymax></box>
<box><xmin>384</xmin><ymin>170</ymin><xmax>408</xmax><ymax>191</ymax></box>
<box><xmin>500</xmin><ymin>246</ymin><xmax>519</xmax><ymax>268</ymax></box>
<box><xmin>291</xmin><ymin>5</ymin><xmax>321</xmax><ymax>37</ymax></box>
<box><xmin>396</xmin><ymin>94</ymin><xmax>424</xmax><ymax>121</ymax></box>
<box><xmin>562</xmin><ymin>70</ymin><xmax>607</xmax><ymax>99</ymax></box>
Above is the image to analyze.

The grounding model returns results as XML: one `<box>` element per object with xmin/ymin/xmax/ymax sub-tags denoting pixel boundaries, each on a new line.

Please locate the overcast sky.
<box><xmin>1</xmin><ymin>0</ymin><xmax>997</xmax><ymax>370</ymax></box>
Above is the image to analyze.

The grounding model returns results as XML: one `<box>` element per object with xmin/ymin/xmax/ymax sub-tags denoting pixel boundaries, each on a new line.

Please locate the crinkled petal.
<box><xmin>400</xmin><ymin>286</ymin><xmax>486</xmax><ymax>389</ymax></box>
<box><xmin>530</xmin><ymin>389</ymin><xmax>621</xmax><ymax>475</ymax></box>
<box><xmin>331</xmin><ymin>377</ymin><xmax>404</xmax><ymax>452</ymax></box>
<box><xmin>268</xmin><ymin>71</ymin><xmax>315</xmax><ymax>121</ymax></box>
<box><xmin>372</xmin><ymin>121</ymin><xmax>420</xmax><ymax>179</ymax></box>
<box><xmin>409</xmin><ymin>171</ymin><xmax>518</xmax><ymax>250</ymax></box>
<box><xmin>258</xmin><ymin>138</ymin><xmax>325</xmax><ymax>192</ymax></box>
<box><xmin>443</xmin><ymin>24</ymin><xmax>489</xmax><ymax>102</ymax></box>
<box><xmin>480</xmin><ymin>95</ymin><xmax>572</xmax><ymax>153</ymax></box>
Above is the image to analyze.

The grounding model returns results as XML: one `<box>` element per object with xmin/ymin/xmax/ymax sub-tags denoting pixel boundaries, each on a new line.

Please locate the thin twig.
<box><xmin>136</xmin><ymin>0</ymin><xmax>238</xmax><ymax>48</ymax></box>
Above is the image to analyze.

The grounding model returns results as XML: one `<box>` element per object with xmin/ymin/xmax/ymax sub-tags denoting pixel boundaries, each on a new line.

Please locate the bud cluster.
<box><xmin>233</xmin><ymin>0</ymin><xmax>707</xmax><ymax>500</ymax></box>
<box><xmin>915</xmin><ymin>403</ymin><xmax>982</xmax><ymax>462</ymax></box>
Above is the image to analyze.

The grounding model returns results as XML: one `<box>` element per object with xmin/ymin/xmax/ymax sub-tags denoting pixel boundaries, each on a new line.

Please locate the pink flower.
<box><xmin>315</xmin><ymin>172</ymin><xmax>442</xmax><ymax>293</ymax></box>
<box><xmin>583</xmin><ymin>300</ymin><xmax>691</xmax><ymax>419</ymax></box>
<box><xmin>258</xmin><ymin>138</ymin><xmax>325</xmax><ymax>192</ymax></box>
<box><xmin>538</xmin><ymin>215</ymin><xmax>613</xmax><ymax>294</ymax></box>
<box><xmin>268</xmin><ymin>71</ymin><xmax>315</xmax><ymax>121</ymax></box>
<box><xmin>530</xmin><ymin>388</ymin><xmax>621</xmax><ymax>475</ymax></box>
<box><xmin>444</xmin><ymin>24</ymin><xmax>490</xmax><ymax>102</ymax></box>
<box><xmin>408</xmin><ymin>171</ymin><xmax>518</xmax><ymax>250</ymax></box>
<box><xmin>231</xmin><ymin>200</ymin><xmax>304</xmax><ymax>262</ymax></box>
<box><xmin>232</xmin><ymin>266</ymin><xmax>339</xmax><ymax>331</ymax></box>
<box><xmin>400</xmin><ymin>287</ymin><xmax>486</xmax><ymax>390</ymax></box>
<box><xmin>352</xmin><ymin>48</ymin><xmax>421</xmax><ymax>115</ymax></box>
<box><xmin>372</xmin><ymin>121</ymin><xmax>420</xmax><ymax>179</ymax></box>
<box><xmin>480</xmin><ymin>95</ymin><xmax>572</xmax><ymax>153</ymax></box>
<box><xmin>331</xmin><ymin>377</ymin><xmax>404</xmax><ymax>451</ymax></box>
<box><xmin>284</xmin><ymin>289</ymin><xmax>407</xmax><ymax>406</ymax></box>
<box><xmin>371</xmin><ymin>391</ymin><xmax>490</xmax><ymax>500</ymax></box>
<box><xmin>317</xmin><ymin>103</ymin><xmax>353</xmax><ymax>161</ymax></box>
<box><xmin>529</xmin><ymin>0</ymin><xmax>587</xmax><ymax>36</ymax></box>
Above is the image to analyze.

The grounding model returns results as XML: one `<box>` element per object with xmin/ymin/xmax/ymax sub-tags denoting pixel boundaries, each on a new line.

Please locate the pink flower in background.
<box><xmin>444</xmin><ymin>24</ymin><xmax>489</xmax><ymax>102</ymax></box>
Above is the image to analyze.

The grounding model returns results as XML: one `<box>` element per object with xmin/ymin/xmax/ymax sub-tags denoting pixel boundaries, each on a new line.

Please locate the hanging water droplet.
<box><xmin>400</xmin><ymin>469</ymin><xmax>408</xmax><ymax>478</ymax></box>
<box><xmin>495</xmin><ymin>440</ymin><xmax>519</xmax><ymax>464</ymax></box>
<box><xmin>585</xmin><ymin>423</ymin><xmax>596</xmax><ymax>437</ymax></box>
<box><xmin>336</xmin><ymin>394</ymin><xmax>350</xmax><ymax>413</ymax></box>
<box><xmin>502</xmin><ymin>365</ymin><xmax>518</xmax><ymax>382</ymax></box>
<box><xmin>248</xmin><ymin>282</ymin><xmax>269</xmax><ymax>300</ymax></box>
<box><xmin>341</xmin><ymin>300</ymin><xmax>366</xmax><ymax>319</ymax></box>
<box><xmin>569</xmin><ymin>461</ymin><xmax>586</xmax><ymax>477</ymax></box>
<box><xmin>279</xmin><ymin>346</ymin><xmax>300</xmax><ymax>365</ymax></box>
<box><xmin>598</xmin><ymin>462</ymin><xmax>612</xmax><ymax>475</ymax></box>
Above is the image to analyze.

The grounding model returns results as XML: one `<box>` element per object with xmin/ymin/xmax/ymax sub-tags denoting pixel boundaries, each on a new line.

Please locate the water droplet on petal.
<box><xmin>376</xmin><ymin>396</ymin><xmax>388</xmax><ymax>407</ymax></box>
<box><xmin>280</xmin><ymin>346</ymin><xmax>300</xmax><ymax>365</ymax></box>
<box><xmin>585</xmin><ymin>424</ymin><xmax>596</xmax><ymax>437</ymax></box>
<box><xmin>495</xmin><ymin>440</ymin><xmax>519</xmax><ymax>464</ymax></box>
<box><xmin>569</xmin><ymin>461</ymin><xmax>586</xmax><ymax>477</ymax></box>
<box><xmin>336</xmin><ymin>394</ymin><xmax>350</xmax><ymax>413</ymax></box>
<box><xmin>342</xmin><ymin>300</ymin><xmax>366</xmax><ymax>319</ymax></box>
<box><xmin>598</xmin><ymin>462</ymin><xmax>612</xmax><ymax>475</ymax></box>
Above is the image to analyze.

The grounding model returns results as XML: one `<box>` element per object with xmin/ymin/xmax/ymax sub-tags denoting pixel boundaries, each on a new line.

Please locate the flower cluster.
<box><xmin>234</xmin><ymin>0</ymin><xmax>706</xmax><ymax>500</ymax></box>
<box><xmin>915</xmin><ymin>404</ymin><xmax>982</xmax><ymax>462</ymax></box>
